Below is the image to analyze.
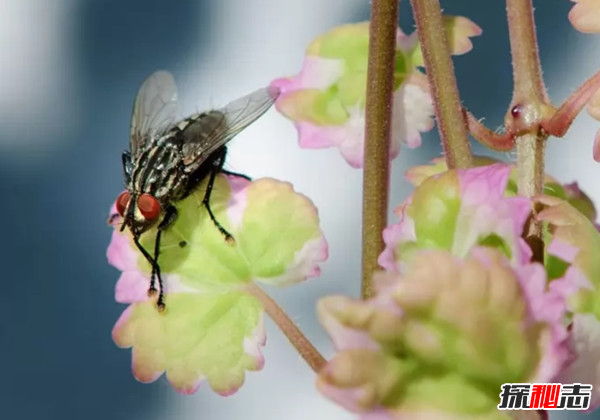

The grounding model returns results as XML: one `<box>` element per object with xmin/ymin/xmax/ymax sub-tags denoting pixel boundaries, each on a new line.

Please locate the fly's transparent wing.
<box><xmin>130</xmin><ymin>70</ymin><xmax>179</xmax><ymax>158</ymax></box>
<box><xmin>180</xmin><ymin>85</ymin><xmax>280</xmax><ymax>167</ymax></box>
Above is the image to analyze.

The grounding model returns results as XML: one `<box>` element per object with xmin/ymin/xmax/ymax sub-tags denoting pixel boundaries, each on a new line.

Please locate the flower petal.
<box><xmin>587</xmin><ymin>87</ymin><xmax>600</xmax><ymax>120</ymax></box>
<box><xmin>408</xmin><ymin>16</ymin><xmax>482</xmax><ymax>66</ymax></box>
<box><xmin>442</xmin><ymin>16</ymin><xmax>483</xmax><ymax>56</ymax></box>
<box><xmin>112</xmin><ymin>291</ymin><xmax>264</xmax><ymax>395</ymax></box>
<box><xmin>382</xmin><ymin>163</ymin><xmax>532</xmax><ymax>271</ymax></box>
<box><xmin>536</xmin><ymin>195</ymin><xmax>600</xmax><ymax>316</ymax></box>
<box><xmin>234</xmin><ymin>178</ymin><xmax>328</xmax><ymax>285</ymax></box>
<box><xmin>555</xmin><ymin>313</ymin><xmax>600</xmax><ymax>411</ymax></box>
<box><xmin>594</xmin><ymin>128</ymin><xmax>600</xmax><ymax>162</ymax></box>
<box><xmin>569</xmin><ymin>0</ymin><xmax>600</xmax><ymax>33</ymax></box>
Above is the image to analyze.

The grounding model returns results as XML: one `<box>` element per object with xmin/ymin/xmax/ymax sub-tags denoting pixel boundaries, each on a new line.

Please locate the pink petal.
<box><xmin>569</xmin><ymin>0</ymin><xmax>600</xmax><ymax>33</ymax></box>
<box><xmin>317</xmin><ymin>296</ymin><xmax>380</xmax><ymax>352</ymax></box>
<box><xmin>107</xmin><ymin>229</ymin><xmax>138</xmax><ymax>272</ymax></box>
<box><xmin>458</xmin><ymin>163</ymin><xmax>510</xmax><ymax>206</ymax></box>
<box><xmin>242</xmin><ymin>314</ymin><xmax>267</xmax><ymax>370</ymax></box>
<box><xmin>594</xmin><ymin>128</ymin><xmax>600</xmax><ymax>162</ymax></box>
<box><xmin>115</xmin><ymin>271</ymin><xmax>151</xmax><ymax>303</ymax></box>
<box><xmin>555</xmin><ymin>313</ymin><xmax>600</xmax><ymax>411</ymax></box>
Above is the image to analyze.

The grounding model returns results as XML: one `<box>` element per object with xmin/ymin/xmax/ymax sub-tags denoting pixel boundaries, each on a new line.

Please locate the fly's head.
<box><xmin>115</xmin><ymin>190</ymin><xmax>162</xmax><ymax>237</ymax></box>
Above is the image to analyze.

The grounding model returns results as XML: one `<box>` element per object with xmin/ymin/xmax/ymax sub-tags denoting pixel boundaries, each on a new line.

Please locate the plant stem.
<box><xmin>247</xmin><ymin>284</ymin><xmax>326</xmax><ymax>373</ymax></box>
<box><xmin>361</xmin><ymin>0</ymin><xmax>398</xmax><ymax>299</ymax></box>
<box><xmin>410</xmin><ymin>0</ymin><xmax>473</xmax><ymax>169</ymax></box>
<box><xmin>505</xmin><ymin>0</ymin><xmax>550</xmax><ymax>264</ymax></box>
<box><xmin>463</xmin><ymin>108</ymin><xmax>515</xmax><ymax>151</ymax></box>
<box><xmin>516</xmin><ymin>133</ymin><xmax>546</xmax><ymax>262</ymax></box>
<box><xmin>505</xmin><ymin>0</ymin><xmax>549</xmax><ymax>104</ymax></box>
<box><xmin>543</xmin><ymin>69</ymin><xmax>600</xmax><ymax>137</ymax></box>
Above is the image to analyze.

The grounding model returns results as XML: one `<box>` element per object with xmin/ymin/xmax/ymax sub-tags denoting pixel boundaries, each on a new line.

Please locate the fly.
<box><xmin>111</xmin><ymin>70</ymin><xmax>280</xmax><ymax>312</ymax></box>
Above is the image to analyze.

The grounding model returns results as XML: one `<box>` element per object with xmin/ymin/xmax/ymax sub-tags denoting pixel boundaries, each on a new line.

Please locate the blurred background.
<box><xmin>0</xmin><ymin>0</ymin><xmax>598</xmax><ymax>419</ymax></box>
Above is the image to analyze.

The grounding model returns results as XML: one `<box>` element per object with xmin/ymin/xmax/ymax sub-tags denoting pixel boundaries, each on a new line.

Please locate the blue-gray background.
<box><xmin>1</xmin><ymin>1</ymin><xmax>598</xmax><ymax>419</ymax></box>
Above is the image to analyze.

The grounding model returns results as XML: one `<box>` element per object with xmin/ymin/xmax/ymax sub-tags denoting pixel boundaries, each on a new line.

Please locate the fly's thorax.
<box><xmin>130</xmin><ymin>132</ymin><xmax>188</xmax><ymax>201</ymax></box>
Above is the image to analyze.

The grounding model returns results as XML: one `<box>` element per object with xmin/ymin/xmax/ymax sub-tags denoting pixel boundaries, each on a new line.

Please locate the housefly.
<box><xmin>112</xmin><ymin>70</ymin><xmax>280</xmax><ymax>312</ymax></box>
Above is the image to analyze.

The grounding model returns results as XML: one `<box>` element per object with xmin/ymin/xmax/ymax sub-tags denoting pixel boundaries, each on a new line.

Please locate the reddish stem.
<box><xmin>247</xmin><ymin>284</ymin><xmax>326</xmax><ymax>373</ymax></box>
<box><xmin>542</xmin><ymin>69</ymin><xmax>600</xmax><ymax>137</ymax></box>
<box><xmin>463</xmin><ymin>109</ymin><xmax>515</xmax><ymax>151</ymax></box>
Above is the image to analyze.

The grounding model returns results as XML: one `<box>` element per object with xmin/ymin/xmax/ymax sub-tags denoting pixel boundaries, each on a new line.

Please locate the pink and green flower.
<box><xmin>107</xmin><ymin>175</ymin><xmax>328</xmax><ymax>395</ymax></box>
<box><xmin>317</xmin><ymin>248</ymin><xmax>568</xmax><ymax>420</ymax></box>
<box><xmin>271</xmin><ymin>18</ymin><xmax>480</xmax><ymax>168</ymax></box>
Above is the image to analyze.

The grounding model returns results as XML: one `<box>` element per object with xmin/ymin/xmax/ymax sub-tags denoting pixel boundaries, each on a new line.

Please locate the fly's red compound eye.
<box><xmin>138</xmin><ymin>194</ymin><xmax>161</xmax><ymax>220</ymax></box>
<box><xmin>116</xmin><ymin>192</ymin><xmax>131</xmax><ymax>217</ymax></box>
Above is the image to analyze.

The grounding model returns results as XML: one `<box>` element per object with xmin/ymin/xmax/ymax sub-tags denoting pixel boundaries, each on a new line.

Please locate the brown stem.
<box><xmin>543</xmin><ymin>69</ymin><xmax>600</xmax><ymax>137</ymax></box>
<box><xmin>410</xmin><ymin>0</ymin><xmax>473</xmax><ymax>169</ymax></box>
<box><xmin>505</xmin><ymin>0</ymin><xmax>551</xmax><ymax>265</ymax></box>
<box><xmin>463</xmin><ymin>108</ymin><xmax>515</xmax><ymax>151</ymax></box>
<box><xmin>247</xmin><ymin>284</ymin><xmax>326</xmax><ymax>373</ymax></box>
<box><xmin>516</xmin><ymin>133</ymin><xmax>546</xmax><ymax>263</ymax></box>
<box><xmin>361</xmin><ymin>0</ymin><xmax>398</xmax><ymax>299</ymax></box>
<box><xmin>505</xmin><ymin>0</ymin><xmax>549</xmax><ymax>105</ymax></box>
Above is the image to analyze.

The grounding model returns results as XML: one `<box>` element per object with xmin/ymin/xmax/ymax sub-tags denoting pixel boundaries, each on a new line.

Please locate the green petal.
<box><xmin>113</xmin><ymin>291</ymin><xmax>263</xmax><ymax>395</ymax></box>
<box><xmin>139</xmin><ymin>176</ymin><xmax>251</xmax><ymax>289</ymax></box>
<box><xmin>406</xmin><ymin>171</ymin><xmax>461</xmax><ymax>252</ymax></box>
<box><xmin>278</xmin><ymin>89</ymin><xmax>349</xmax><ymax>126</ymax></box>
<box><xmin>237</xmin><ymin>178</ymin><xmax>323</xmax><ymax>284</ymax></box>
<box><xmin>307</xmin><ymin>22</ymin><xmax>371</xmax><ymax>73</ymax></box>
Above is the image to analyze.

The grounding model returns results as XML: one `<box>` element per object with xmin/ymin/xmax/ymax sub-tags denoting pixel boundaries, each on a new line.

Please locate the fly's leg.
<box><xmin>203</xmin><ymin>149</ymin><xmax>235</xmax><ymax>243</ymax></box>
<box><xmin>133</xmin><ymin>234</ymin><xmax>162</xmax><ymax>304</ymax></box>
<box><xmin>220</xmin><ymin>169</ymin><xmax>251</xmax><ymax>181</ymax></box>
<box><xmin>148</xmin><ymin>205</ymin><xmax>178</xmax><ymax>312</ymax></box>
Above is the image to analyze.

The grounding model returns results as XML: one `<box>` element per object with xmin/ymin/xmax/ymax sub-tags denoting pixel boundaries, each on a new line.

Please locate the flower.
<box><xmin>271</xmin><ymin>22</ymin><xmax>430</xmax><ymax>169</ymax></box>
<box><xmin>568</xmin><ymin>0</ymin><xmax>600</xmax><ymax>33</ymax></box>
<box><xmin>107</xmin><ymin>175</ymin><xmax>328</xmax><ymax>395</ymax></box>
<box><xmin>379</xmin><ymin>163</ymin><xmax>532</xmax><ymax>273</ymax></box>
<box><xmin>379</xmin><ymin>159</ymin><xmax>600</xmax><ymax>415</ymax></box>
<box><xmin>317</xmin><ymin>249</ymin><xmax>568</xmax><ymax>420</ymax></box>
<box><xmin>271</xmin><ymin>17</ymin><xmax>480</xmax><ymax>168</ymax></box>
<box><xmin>409</xmin><ymin>15</ymin><xmax>482</xmax><ymax>66</ymax></box>
<box><xmin>404</xmin><ymin>156</ymin><xmax>598</xmax><ymax>223</ymax></box>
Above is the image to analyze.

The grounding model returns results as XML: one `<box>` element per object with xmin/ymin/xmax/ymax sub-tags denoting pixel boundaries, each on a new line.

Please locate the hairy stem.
<box><xmin>248</xmin><ymin>284</ymin><xmax>326</xmax><ymax>373</ymax></box>
<box><xmin>506</xmin><ymin>0</ymin><xmax>550</xmax><ymax>264</ymax></box>
<box><xmin>410</xmin><ymin>0</ymin><xmax>473</xmax><ymax>169</ymax></box>
<box><xmin>506</xmin><ymin>0</ymin><xmax>549</xmax><ymax>104</ymax></box>
<box><xmin>516</xmin><ymin>133</ymin><xmax>546</xmax><ymax>262</ymax></box>
<box><xmin>361</xmin><ymin>0</ymin><xmax>399</xmax><ymax>298</ymax></box>
<box><xmin>543</xmin><ymin>69</ymin><xmax>600</xmax><ymax>137</ymax></box>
